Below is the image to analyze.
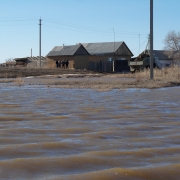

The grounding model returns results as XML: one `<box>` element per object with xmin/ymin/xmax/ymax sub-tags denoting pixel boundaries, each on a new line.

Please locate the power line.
<box><xmin>43</xmin><ymin>23</ymin><xmax>147</xmax><ymax>39</ymax></box>
<box><xmin>43</xmin><ymin>18</ymin><xmax>148</xmax><ymax>36</ymax></box>
<box><xmin>0</xmin><ymin>16</ymin><xmax>148</xmax><ymax>38</ymax></box>
<box><xmin>0</xmin><ymin>19</ymin><xmax>37</xmax><ymax>22</ymax></box>
<box><xmin>131</xmin><ymin>39</ymin><xmax>147</xmax><ymax>51</ymax></box>
<box><xmin>0</xmin><ymin>24</ymin><xmax>37</xmax><ymax>26</ymax></box>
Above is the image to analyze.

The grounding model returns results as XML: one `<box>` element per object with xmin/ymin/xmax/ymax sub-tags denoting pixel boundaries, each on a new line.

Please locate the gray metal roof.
<box><xmin>153</xmin><ymin>50</ymin><xmax>173</xmax><ymax>60</ymax></box>
<box><xmin>47</xmin><ymin>44</ymin><xmax>81</xmax><ymax>56</ymax></box>
<box><xmin>82</xmin><ymin>42</ymin><xmax>123</xmax><ymax>55</ymax></box>
<box><xmin>15</xmin><ymin>56</ymin><xmax>46</xmax><ymax>61</ymax></box>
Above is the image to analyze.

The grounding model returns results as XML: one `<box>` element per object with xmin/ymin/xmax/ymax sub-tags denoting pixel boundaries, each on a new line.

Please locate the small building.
<box><xmin>15</xmin><ymin>56</ymin><xmax>47</xmax><ymax>68</ymax></box>
<box><xmin>153</xmin><ymin>50</ymin><xmax>174</xmax><ymax>68</ymax></box>
<box><xmin>82</xmin><ymin>41</ymin><xmax>133</xmax><ymax>72</ymax></box>
<box><xmin>0</xmin><ymin>62</ymin><xmax>16</xmax><ymax>68</ymax></box>
<box><xmin>46</xmin><ymin>44</ymin><xmax>90</xmax><ymax>69</ymax></box>
<box><xmin>47</xmin><ymin>41</ymin><xmax>133</xmax><ymax>72</ymax></box>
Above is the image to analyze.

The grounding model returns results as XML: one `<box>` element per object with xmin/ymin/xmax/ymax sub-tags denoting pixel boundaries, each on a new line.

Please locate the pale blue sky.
<box><xmin>0</xmin><ymin>0</ymin><xmax>179</xmax><ymax>63</ymax></box>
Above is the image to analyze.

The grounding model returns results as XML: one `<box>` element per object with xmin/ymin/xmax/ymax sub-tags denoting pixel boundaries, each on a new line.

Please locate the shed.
<box><xmin>46</xmin><ymin>44</ymin><xmax>90</xmax><ymax>69</ymax></box>
<box><xmin>15</xmin><ymin>56</ymin><xmax>47</xmax><ymax>68</ymax></box>
<box><xmin>82</xmin><ymin>41</ymin><xmax>133</xmax><ymax>72</ymax></box>
<box><xmin>0</xmin><ymin>62</ymin><xmax>16</xmax><ymax>68</ymax></box>
<box><xmin>153</xmin><ymin>50</ymin><xmax>174</xmax><ymax>68</ymax></box>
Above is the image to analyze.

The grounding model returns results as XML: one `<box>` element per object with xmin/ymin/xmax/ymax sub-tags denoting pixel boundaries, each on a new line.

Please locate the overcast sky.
<box><xmin>0</xmin><ymin>0</ymin><xmax>179</xmax><ymax>63</ymax></box>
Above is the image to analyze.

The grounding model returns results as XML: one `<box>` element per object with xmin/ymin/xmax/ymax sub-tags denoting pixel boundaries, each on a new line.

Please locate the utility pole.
<box><xmin>150</xmin><ymin>0</ymin><xmax>153</xmax><ymax>79</ymax></box>
<box><xmin>113</xmin><ymin>28</ymin><xmax>115</xmax><ymax>72</ymax></box>
<box><xmin>39</xmin><ymin>18</ymin><xmax>42</xmax><ymax>68</ymax></box>
<box><xmin>139</xmin><ymin>34</ymin><xmax>140</xmax><ymax>54</ymax></box>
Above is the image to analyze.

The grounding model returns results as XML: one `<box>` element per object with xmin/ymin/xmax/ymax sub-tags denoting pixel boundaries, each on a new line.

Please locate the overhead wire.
<box><xmin>0</xmin><ymin>17</ymin><xmax>148</xmax><ymax>37</ymax></box>
<box><xmin>43</xmin><ymin>23</ymin><xmax>145</xmax><ymax>39</ymax></box>
<box><xmin>133</xmin><ymin>39</ymin><xmax>148</xmax><ymax>56</ymax></box>
<box><xmin>43</xmin><ymin>17</ymin><xmax>148</xmax><ymax>37</ymax></box>
<box><xmin>0</xmin><ymin>17</ymin><xmax>148</xmax><ymax>40</ymax></box>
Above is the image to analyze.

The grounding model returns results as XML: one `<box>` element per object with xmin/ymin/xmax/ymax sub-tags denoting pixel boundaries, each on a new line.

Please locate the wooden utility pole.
<box><xmin>39</xmin><ymin>18</ymin><xmax>42</xmax><ymax>68</ymax></box>
<box><xmin>150</xmin><ymin>0</ymin><xmax>153</xmax><ymax>79</ymax></box>
<box><xmin>113</xmin><ymin>28</ymin><xmax>115</xmax><ymax>72</ymax></box>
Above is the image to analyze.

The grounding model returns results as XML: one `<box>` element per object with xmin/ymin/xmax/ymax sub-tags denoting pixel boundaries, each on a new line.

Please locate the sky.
<box><xmin>0</xmin><ymin>0</ymin><xmax>180</xmax><ymax>63</ymax></box>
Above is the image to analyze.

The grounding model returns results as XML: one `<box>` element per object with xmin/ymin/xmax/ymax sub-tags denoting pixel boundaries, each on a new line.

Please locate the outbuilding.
<box><xmin>82</xmin><ymin>41</ymin><xmax>133</xmax><ymax>72</ymax></box>
<box><xmin>47</xmin><ymin>41</ymin><xmax>133</xmax><ymax>72</ymax></box>
<box><xmin>153</xmin><ymin>50</ymin><xmax>174</xmax><ymax>68</ymax></box>
<box><xmin>15</xmin><ymin>56</ymin><xmax>47</xmax><ymax>68</ymax></box>
<box><xmin>46</xmin><ymin>44</ymin><xmax>90</xmax><ymax>69</ymax></box>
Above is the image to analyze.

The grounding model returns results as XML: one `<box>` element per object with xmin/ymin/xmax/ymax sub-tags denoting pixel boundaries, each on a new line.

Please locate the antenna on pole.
<box><xmin>39</xmin><ymin>18</ymin><xmax>42</xmax><ymax>68</ymax></box>
<box><xmin>139</xmin><ymin>34</ymin><xmax>140</xmax><ymax>54</ymax></box>
<box><xmin>150</xmin><ymin>0</ymin><xmax>154</xmax><ymax>79</ymax></box>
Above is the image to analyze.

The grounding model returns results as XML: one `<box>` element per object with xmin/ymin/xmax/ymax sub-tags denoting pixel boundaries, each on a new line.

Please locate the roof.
<box><xmin>153</xmin><ymin>50</ymin><xmax>173</xmax><ymax>60</ymax></box>
<box><xmin>46</xmin><ymin>44</ymin><xmax>81</xmax><ymax>56</ymax></box>
<box><xmin>47</xmin><ymin>41</ymin><xmax>133</xmax><ymax>57</ymax></box>
<box><xmin>82</xmin><ymin>42</ymin><xmax>124</xmax><ymax>55</ymax></box>
<box><xmin>5</xmin><ymin>62</ymin><xmax>16</xmax><ymax>65</ymax></box>
<box><xmin>15</xmin><ymin>56</ymin><xmax>46</xmax><ymax>61</ymax></box>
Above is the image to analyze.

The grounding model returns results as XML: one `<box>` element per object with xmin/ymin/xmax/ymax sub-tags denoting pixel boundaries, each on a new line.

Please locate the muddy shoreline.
<box><xmin>0</xmin><ymin>68</ymin><xmax>180</xmax><ymax>89</ymax></box>
<box><xmin>0</xmin><ymin>68</ymin><xmax>100</xmax><ymax>78</ymax></box>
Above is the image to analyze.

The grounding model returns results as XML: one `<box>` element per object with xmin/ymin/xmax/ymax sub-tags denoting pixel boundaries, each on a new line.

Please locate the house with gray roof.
<box><xmin>15</xmin><ymin>56</ymin><xmax>47</xmax><ymax>68</ymax></box>
<box><xmin>46</xmin><ymin>41</ymin><xmax>133</xmax><ymax>72</ymax></box>
<box><xmin>46</xmin><ymin>44</ymin><xmax>90</xmax><ymax>69</ymax></box>
<box><xmin>82</xmin><ymin>41</ymin><xmax>133</xmax><ymax>72</ymax></box>
<box><xmin>153</xmin><ymin>50</ymin><xmax>174</xmax><ymax>68</ymax></box>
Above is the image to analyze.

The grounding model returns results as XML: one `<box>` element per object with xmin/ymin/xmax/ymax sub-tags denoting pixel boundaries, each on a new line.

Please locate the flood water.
<box><xmin>0</xmin><ymin>83</ymin><xmax>180</xmax><ymax>180</ymax></box>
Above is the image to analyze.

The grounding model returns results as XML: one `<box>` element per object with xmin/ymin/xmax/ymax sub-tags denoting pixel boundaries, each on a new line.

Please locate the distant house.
<box><xmin>0</xmin><ymin>62</ymin><xmax>16</xmax><ymax>68</ymax></box>
<box><xmin>46</xmin><ymin>44</ymin><xmax>90</xmax><ymax>69</ymax></box>
<box><xmin>46</xmin><ymin>41</ymin><xmax>133</xmax><ymax>72</ymax></box>
<box><xmin>82</xmin><ymin>42</ymin><xmax>133</xmax><ymax>72</ymax></box>
<box><xmin>15</xmin><ymin>56</ymin><xmax>47</xmax><ymax>68</ymax></box>
<box><xmin>153</xmin><ymin>50</ymin><xmax>174</xmax><ymax>68</ymax></box>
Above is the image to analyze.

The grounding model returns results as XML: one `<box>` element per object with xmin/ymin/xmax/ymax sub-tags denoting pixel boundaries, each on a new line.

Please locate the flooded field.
<box><xmin>0</xmin><ymin>83</ymin><xmax>180</xmax><ymax>180</ymax></box>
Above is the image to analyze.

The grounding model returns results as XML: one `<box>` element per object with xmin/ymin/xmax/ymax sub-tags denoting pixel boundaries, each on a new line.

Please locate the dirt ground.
<box><xmin>1</xmin><ymin>67</ymin><xmax>180</xmax><ymax>89</ymax></box>
<box><xmin>0</xmin><ymin>68</ymin><xmax>100</xmax><ymax>78</ymax></box>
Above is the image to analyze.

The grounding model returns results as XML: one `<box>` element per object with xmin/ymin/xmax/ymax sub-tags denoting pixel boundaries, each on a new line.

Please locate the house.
<box><xmin>15</xmin><ymin>56</ymin><xmax>47</xmax><ymax>68</ymax></box>
<box><xmin>0</xmin><ymin>62</ymin><xmax>16</xmax><ymax>68</ymax></box>
<box><xmin>46</xmin><ymin>41</ymin><xmax>133</xmax><ymax>72</ymax></box>
<box><xmin>153</xmin><ymin>50</ymin><xmax>174</xmax><ymax>68</ymax></box>
<box><xmin>46</xmin><ymin>44</ymin><xmax>90</xmax><ymax>69</ymax></box>
<box><xmin>82</xmin><ymin>41</ymin><xmax>133</xmax><ymax>72</ymax></box>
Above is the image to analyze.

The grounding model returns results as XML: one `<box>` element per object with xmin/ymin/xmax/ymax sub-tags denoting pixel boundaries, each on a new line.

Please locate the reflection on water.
<box><xmin>0</xmin><ymin>84</ymin><xmax>180</xmax><ymax>180</ymax></box>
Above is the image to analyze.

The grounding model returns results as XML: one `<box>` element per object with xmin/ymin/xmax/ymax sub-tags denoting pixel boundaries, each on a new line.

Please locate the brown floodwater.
<box><xmin>0</xmin><ymin>82</ymin><xmax>180</xmax><ymax>180</ymax></box>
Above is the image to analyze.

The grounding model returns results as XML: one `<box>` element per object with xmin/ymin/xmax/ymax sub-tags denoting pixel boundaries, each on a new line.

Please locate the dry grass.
<box><xmin>1</xmin><ymin>66</ymin><xmax>180</xmax><ymax>90</ymax></box>
<box><xmin>0</xmin><ymin>79</ymin><xmax>14</xmax><ymax>83</ymax></box>
<box><xmin>47</xmin><ymin>59</ymin><xmax>56</xmax><ymax>68</ymax></box>
<box><xmin>13</xmin><ymin>76</ymin><xmax>24</xmax><ymax>86</ymax></box>
<box><xmin>135</xmin><ymin>65</ymin><xmax>180</xmax><ymax>81</ymax></box>
<box><xmin>37</xmin><ymin>66</ymin><xmax>180</xmax><ymax>90</ymax></box>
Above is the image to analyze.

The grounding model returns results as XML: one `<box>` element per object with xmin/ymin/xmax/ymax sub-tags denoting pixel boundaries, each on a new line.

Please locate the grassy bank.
<box><xmin>0</xmin><ymin>68</ymin><xmax>97</xmax><ymax>78</ymax></box>
<box><xmin>1</xmin><ymin>66</ymin><xmax>180</xmax><ymax>90</ymax></box>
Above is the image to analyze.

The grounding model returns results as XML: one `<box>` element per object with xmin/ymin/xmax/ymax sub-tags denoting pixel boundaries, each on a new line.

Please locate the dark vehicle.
<box><xmin>129</xmin><ymin>42</ymin><xmax>162</xmax><ymax>73</ymax></box>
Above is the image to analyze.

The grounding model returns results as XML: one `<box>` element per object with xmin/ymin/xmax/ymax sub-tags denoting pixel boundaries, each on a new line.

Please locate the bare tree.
<box><xmin>164</xmin><ymin>30</ymin><xmax>180</xmax><ymax>63</ymax></box>
<box><xmin>5</xmin><ymin>57</ymin><xmax>15</xmax><ymax>63</ymax></box>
